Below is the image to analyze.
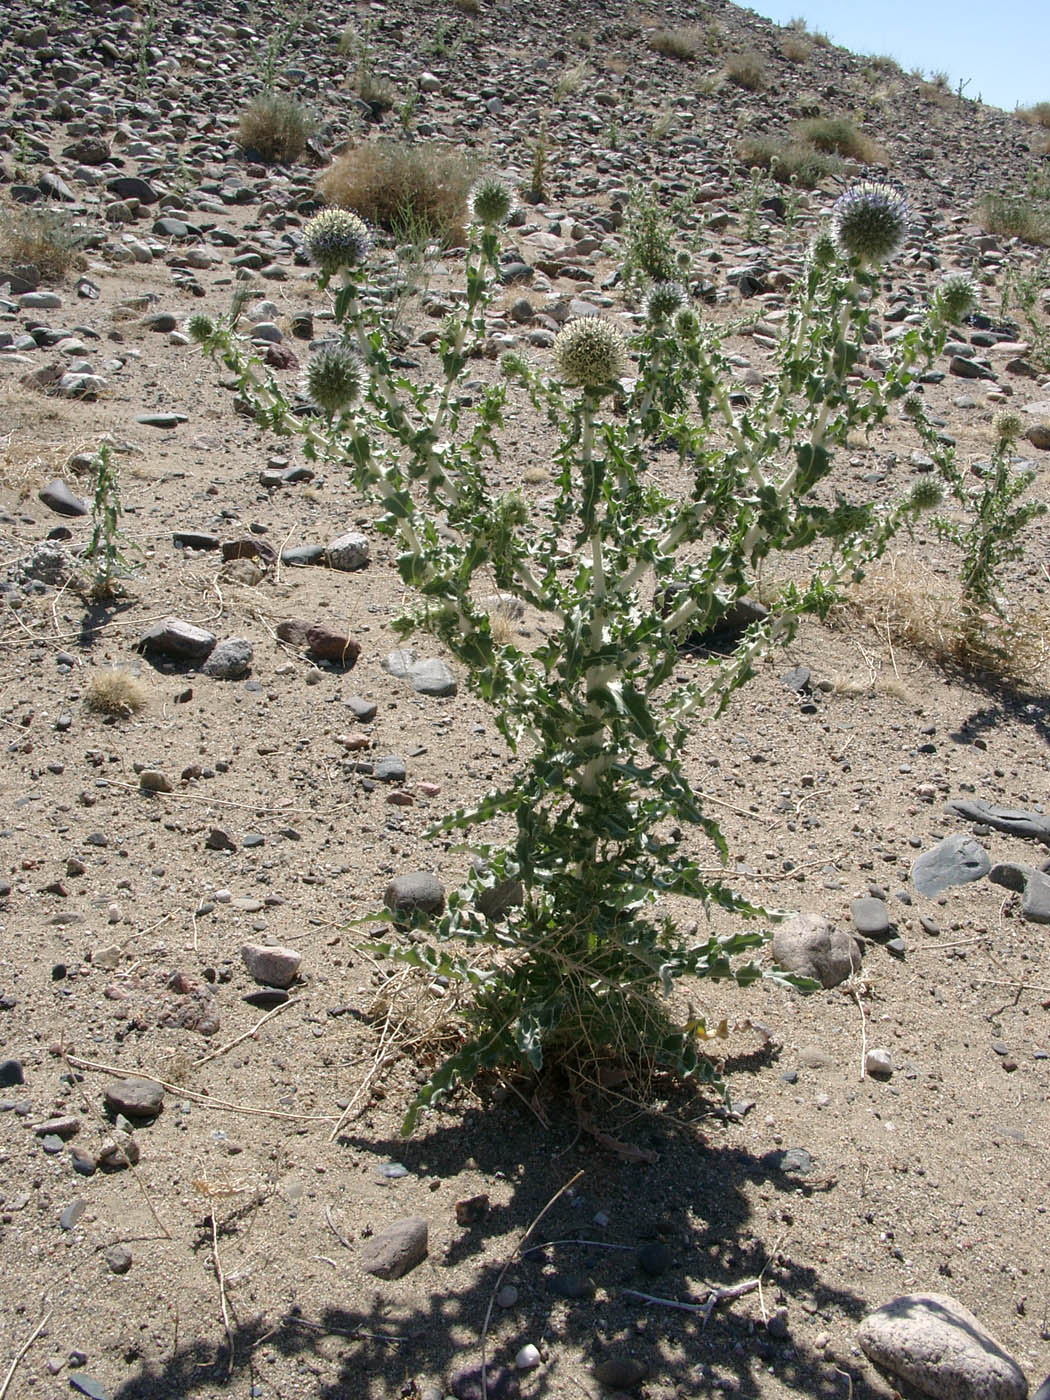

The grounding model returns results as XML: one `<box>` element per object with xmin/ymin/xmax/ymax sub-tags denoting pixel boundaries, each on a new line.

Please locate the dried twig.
<box><xmin>0</xmin><ymin>1308</ymin><xmax>53</xmax><ymax>1400</ymax></box>
<box><xmin>328</xmin><ymin>1013</ymin><xmax>406</xmax><ymax>1142</ymax></box>
<box><xmin>65</xmin><ymin>1054</ymin><xmax>335</xmax><ymax>1123</ymax></box>
<box><xmin>480</xmin><ymin>1171</ymin><xmax>584</xmax><ymax>1399</ymax></box>
<box><xmin>195</xmin><ymin>998</ymin><xmax>300</xmax><ymax>1067</ymax></box>
<box><xmin>210</xmin><ymin>1210</ymin><xmax>235</xmax><ymax>1379</ymax></box>
<box><xmin>325</xmin><ymin>1203</ymin><xmax>352</xmax><ymax>1251</ymax></box>
<box><xmin>624</xmin><ymin>1278</ymin><xmax>759</xmax><ymax>1326</ymax></box>
<box><xmin>120</xmin><ymin>1139</ymin><xmax>173</xmax><ymax>1239</ymax></box>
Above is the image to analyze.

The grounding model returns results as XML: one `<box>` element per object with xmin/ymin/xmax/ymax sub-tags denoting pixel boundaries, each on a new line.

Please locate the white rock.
<box><xmin>857</xmin><ymin>1292</ymin><xmax>1028</xmax><ymax>1400</ymax></box>
<box><xmin>865</xmin><ymin>1048</ymin><xmax>893</xmax><ymax>1077</ymax></box>
<box><xmin>241</xmin><ymin>943</ymin><xmax>302</xmax><ymax>988</ymax></box>
<box><xmin>515</xmin><ymin>1344</ymin><xmax>541</xmax><ymax>1371</ymax></box>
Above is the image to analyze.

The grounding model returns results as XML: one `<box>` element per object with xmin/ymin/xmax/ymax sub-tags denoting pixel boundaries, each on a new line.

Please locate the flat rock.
<box><xmin>857</xmin><ymin>1292</ymin><xmax>1028</xmax><ymax>1400</ymax></box>
<box><xmin>382</xmin><ymin>650</ymin><xmax>458</xmax><ymax>696</ymax></box>
<box><xmin>39</xmin><ymin>478</ymin><xmax>88</xmax><ymax>516</ymax></box>
<box><xmin>989</xmin><ymin>863</ymin><xmax>1050</xmax><ymax>923</ymax></box>
<box><xmin>326</xmin><ymin>531</ymin><xmax>370</xmax><ymax>571</ymax></box>
<box><xmin>851</xmin><ymin>896</ymin><xmax>890</xmax><ymax>936</ymax></box>
<box><xmin>103</xmin><ymin>1077</ymin><xmax>164</xmax><ymax>1119</ymax></box>
<box><xmin>912</xmin><ymin>834</ymin><xmax>990</xmax><ymax>896</ymax></box>
<box><xmin>384</xmin><ymin>871</ymin><xmax>446</xmax><ymax>921</ymax></box>
<box><xmin>137</xmin><ymin>617</ymin><xmax>217</xmax><ymax>663</ymax></box>
<box><xmin>359</xmin><ymin>1216</ymin><xmax>428</xmax><ymax>1279</ymax></box>
<box><xmin>242</xmin><ymin>943</ymin><xmax>302</xmax><ymax>988</ymax></box>
<box><xmin>772</xmin><ymin>912</ymin><xmax>862</xmax><ymax>988</ymax></box>
<box><xmin>306</xmin><ymin>626</ymin><xmax>361</xmax><ymax>666</ymax></box>
<box><xmin>947</xmin><ymin>798</ymin><xmax>1050</xmax><ymax>845</ymax></box>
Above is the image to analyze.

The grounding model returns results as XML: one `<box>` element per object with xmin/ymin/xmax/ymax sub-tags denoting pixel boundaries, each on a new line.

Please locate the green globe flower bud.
<box><xmin>934</xmin><ymin>272</ymin><xmax>977</xmax><ymax>325</ymax></box>
<box><xmin>909</xmin><ymin>477</ymin><xmax>943</xmax><ymax>511</ymax></box>
<box><xmin>303</xmin><ymin>208</ymin><xmax>372</xmax><ymax>274</ymax></box>
<box><xmin>902</xmin><ymin>393</ymin><xmax>925</xmax><ymax>422</ymax></box>
<box><xmin>471</xmin><ymin>178</ymin><xmax>514</xmax><ymax>227</ymax></box>
<box><xmin>644</xmin><ymin>280</ymin><xmax>687</xmax><ymax>323</ymax></box>
<box><xmin>807</xmin><ymin>227</ymin><xmax>838</xmax><ymax>269</ymax></box>
<box><xmin>830</xmin><ymin>181</ymin><xmax>909</xmax><ymax>264</ymax></box>
<box><xmin>552</xmin><ymin>317</ymin><xmax>628</xmax><ymax>389</ymax></box>
<box><xmin>674</xmin><ymin>305</ymin><xmax>701</xmax><ymax>339</ymax></box>
<box><xmin>994</xmin><ymin>410</ymin><xmax>1024</xmax><ymax>445</ymax></box>
<box><xmin>302</xmin><ymin>347</ymin><xmax>364</xmax><ymax>415</ymax></box>
<box><xmin>187</xmin><ymin>313</ymin><xmax>216</xmax><ymax>344</ymax></box>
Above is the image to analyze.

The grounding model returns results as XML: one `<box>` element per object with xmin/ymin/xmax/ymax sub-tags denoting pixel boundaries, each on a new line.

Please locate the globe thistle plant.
<box><xmin>302</xmin><ymin>347</ymin><xmax>364</xmax><ymax>416</ymax></box>
<box><xmin>303</xmin><ymin>208</ymin><xmax>371</xmax><ymax>274</ymax></box>
<box><xmin>552</xmin><ymin>317</ymin><xmax>628</xmax><ymax>390</ymax></box>
<box><xmin>187</xmin><ymin>313</ymin><xmax>217</xmax><ymax>345</ymax></box>
<box><xmin>830</xmin><ymin>180</ymin><xmax>908</xmax><ymax>264</ymax></box>
<box><xmin>933</xmin><ymin>272</ymin><xmax>977</xmax><ymax>326</ymax></box>
<box><xmin>807</xmin><ymin>227</ymin><xmax>838</xmax><ymax>270</ymax></box>
<box><xmin>471</xmin><ymin>177</ymin><xmax>514</xmax><ymax>228</ymax></box>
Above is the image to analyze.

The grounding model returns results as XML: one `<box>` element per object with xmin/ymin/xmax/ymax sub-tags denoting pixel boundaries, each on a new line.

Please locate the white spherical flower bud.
<box><xmin>302</xmin><ymin>347</ymin><xmax>364</xmax><ymax>415</ymax></box>
<box><xmin>830</xmin><ymin>181</ymin><xmax>909</xmax><ymax>264</ymax></box>
<box><xmin>303</xmin><ymin>209</ymin><xmax>371</xmax><ymax>273</ymax></box>
<box><xmin>552</xmin><ymin>317</ymin><xmax>628</xmax><ymax>389</ymax></box>
<box><xmin>471</xmin><ymin>178</ymin><xmax>514</xmax><ymax>227</ymax></box>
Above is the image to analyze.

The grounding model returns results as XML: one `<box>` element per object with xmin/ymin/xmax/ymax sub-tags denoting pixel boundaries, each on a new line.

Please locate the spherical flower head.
<box><xmin>909</xmin><ymin>477</ymin><xmax>942</xmax><ymax>511</ymax></box>
<box><xmin>187</xmin><ymin>313</ymin><xmax>216</xmax><ymax>344</ymax></box>
<box><xmin>674</xmin><ymin>305</ymin><xmax>701</xmax><ymax>339</ymax></box>
<box><xmin>303</xmin><ymin>208</ymin><xmax>371</xmax><ymax>273</ymax></box>
<box><xmin>471</xmin><ymin>178</ymin><xmax>514</xmax><ymax>227</ymax></box>
<box><xmin>552</xmin><ymin>317</ymin><xmax>628</xmax><ymax>390</ymax></box>
<box><xmin>302</xmin><ymin>347</ymin><xmax>364</xmax><ymax>416</ymax></box>
<box><xmin>807</xmin><ymin>227</ymin><xmax>838</xmax><ymax>270</ymax></box>
<box><xmin>935</xmin><ymin>272</ymin><xmax>977</xmax><ymax>325</ymax></box>
<box><xmin>644</xmin><ymin>280</ymin><xmax>687</xmax><ymax>323</ymax></box>
<box><xmin>830</xmin><ymin>181</ymin><xmax>908</xmax><ymax>264</ymax></box>
<box><xmin>994</xmin><ymin>410</ymin><xmax>1024</xmax><ymax>446</ymax></box>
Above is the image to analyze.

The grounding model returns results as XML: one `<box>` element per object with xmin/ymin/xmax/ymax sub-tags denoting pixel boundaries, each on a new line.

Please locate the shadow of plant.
<box><xmin>111</xmin><ymin>1093</ymin><xmax>888</xmax><ymax>1400</ymax></box>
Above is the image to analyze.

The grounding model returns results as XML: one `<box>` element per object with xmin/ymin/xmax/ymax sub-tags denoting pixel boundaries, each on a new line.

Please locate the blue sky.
<box><xmin>746</xmin><ymin>0</ymin><xmax>1048</xmax><ymax>113</ymax></box>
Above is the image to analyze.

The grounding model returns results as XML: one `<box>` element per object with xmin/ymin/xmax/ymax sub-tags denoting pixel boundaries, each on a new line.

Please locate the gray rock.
<box><xmin>0</xmin><ymin>1059</ymin><xmax>24</xmax><ymax>1087</ymax></box>
<box><xmin>346</xmin><ymin>695</ymin><xmax>378</xmax><ymax>722</ymax></box>
<box><xmin>947</xmin><ymin>798</ymin><xmax>1050</xmax><ymax>845</ymax></box>
<box><xmin>60</xmin><ymin>1198</ymin><xmax>86</xmax><ymax>1230</ymax></box>
<box><xmin>359</xmin><ymin>1216</ymin><xmax>428</xmax><ymax>1279</ymax></box>
<box><xmin>39</xmin><ymin>479</ymin><xmax>88</xmax><ymax>516</ymax></box>
<box><xmin>242</xmin><ymin>943</ymin><xmax>302</xmax><ymax>988</ymax></box>
<box><xmin>104</xmin><ymin>1078</ymin><xmax>164</xmax><ymax>1120</ymax></box>
<box><xmin>106</xmin><ymin>175</ymin><xmax>159</xmax><ymax>204</ymax></box>
<box><xmin>105</xmin><ymin>1244</ymin><xmax>133</xmax><ymax>1274</ymax></box>
<box><xmin>772</xmin><ymin>912</ymin><xmax>862</xmax><ymax>988</ymax></box>
<box><xmin>137</xmin><ymin>617</ymin><xmax>217</xmax><ymax>663</ymax></box>
<box><xmin>912</xmin><ymin>834</ymin><xmax>990</xmax><ymax>897</ymax></box>
<box><xmin>857</xmin><ymin>1292</ymin><xmax>1028</xmax><ymax>1400</ymax></box>
<box><xmin>201</xmin><ymin>638</ymin><xmax>253</xmax><ymax>679</ymax></box>
<box><xmin>375</xmin><ymin>755</ymin><xmax>407</xmax><ymax>783</ymax></box>
<box><xmin>135</xmin><ymin>413</ymin><xmax>187</xmax><ymax>429</ymax></box>
<box><xmin>385</xmin><ymin>872</ymin><xmax>446</xmax><ymax>921</ymax></box>
<box><xmin>97</xmin><ymin>1131</ymin><xmax>139</xmax><ymax>1170</ymax></box>
<box><xmin>865</xmin><ymin>1048</ymin><xmax>893</xmax><ymax>1077</ymax></box>
<box><xmin>139</xmin><ymin>769</ymin><xmax>172</xmax><ymax>793</ymax></box>
<box><xmin>851</xmin><ymin>896</ymin><xmax>890</xmax><ymax>936</ymax></box>
<box><xmin>949</xmin><ymin>354</ymin><xmax>995</xmax><ymax>380</ymax></box>
<box><xmin>408</xmin><ymin>657</ymin><xmax>457</xmax><ymax>696</ymax></box>
<box><xmin>989</xmin><ymin>863</ymin><xmax>1050</xmax><ymax>923</ymax></box>
<box><xmin>326</xmin><ymin>531</ymin><xmax>370</xmax><ymax>571</ymax></box>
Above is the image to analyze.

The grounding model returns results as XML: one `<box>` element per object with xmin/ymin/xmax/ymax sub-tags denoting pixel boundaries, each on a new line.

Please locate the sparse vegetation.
<box><xmin>236</xmin><ymin>92</ymin><xmax>312</xmax><ymax>163</ymax></box>
<box><xmin>85</xmin><ymin>669</ymin><xmax>148</xmax><ymax>717</ymax></box>
<box><xmin>80</xmin><ymin>442</ymin><xmax>138</xmax><ymax>599</ymax></box>
<box><xmin>725</xmin><ymin>49</ymin><xmax>766</xmax><ymax>91</ymax></box>
<box><xmin>1018</xmin><ymin>101</ymin><xmax>1050</xmax><ymax>129</ymax></box>
<box><xmin>980</xmin><ymin>175</ymin><xmax>1050</xmax><ymax>246</ymax></box>
<box><xmin>796</xmin><ymin>115</ymin><xmax>883</xmax><ymax>164</ymax></box>
<box><xmin>0</xmin><ymin>204</ymin><xmax>88</xmax><ymax>281</ymax></box>
<box><xmin>780</xmin><ymin>35</ymin><xmax>811</xmax><ymax>63</ymax></box>
<box><xmin>318</xmin><ymin>141</ymin><xmax>474</xmax><ymax>245</ymax></box>
<box><xmin>737</xmin><ymin>136</ymin><xmax>838</xmax><ymax>188</ymax></box>
<box><xmin>648</xmin><ymin>25</ymin><xmax>704</xmax><ymax>61</ymax></box>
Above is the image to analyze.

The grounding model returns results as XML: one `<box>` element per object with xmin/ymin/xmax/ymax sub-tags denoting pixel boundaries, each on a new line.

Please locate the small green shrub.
<box><xmin>737</xmin><ymin>136</ymin><xmax>838</xmax><ymax>188</ymax></box>
<box><xmin>980</xmin><ymin>193</ymin><xmax>1050</xmax><ymax>246</ymax></box>
<box><xmin>796</xmin><ymin>116</ymin><xmax>883</xmax><ymax>163</ymax></box>
<box><xmin>236</xmin><ymin>93</ymin><xmax>312</xmax><ymax>164</ymax></box>
<box><xmin>318</xmin><ymin>141</ymin><xmax>474</xmax><ymax>245</ymax></box>
<box><xmin>0</xmin><ymin>204</ymin><xmax>88</xmax><ymax>281</ymax></box>
<box><xmin>725</xmin><ymin>50</ymin><xmax>766</xmax><ymax>90</ymax></box>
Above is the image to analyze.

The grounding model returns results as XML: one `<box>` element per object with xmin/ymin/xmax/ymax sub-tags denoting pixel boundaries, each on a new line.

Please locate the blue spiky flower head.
<box><xmin>830</xmin><ymin>180</ymin><xmax>908</xmax><ymax>264</ymax></box>
<box><xmin>471</xmin><ymin>178</ymin><xmax>514</xmax><ymax>227</ymax></box>
<box><xmin>302</xmin><ymin>347</ymin><xmax>364</xmax><ymax>416</ymax></box>
<box><xmin>552</xmin><ymin>317</ymin><xmax>628</xmax><ymax>390</ymax></box>
<box><xmin>303</xmin><ymin>208</ymin><xmax>372</xmax><ymax>273</ymax></box>
<box><xmin>644</xmin><ymin>280</ymin><xmax>687</xmax><ymax>323</ymax></box>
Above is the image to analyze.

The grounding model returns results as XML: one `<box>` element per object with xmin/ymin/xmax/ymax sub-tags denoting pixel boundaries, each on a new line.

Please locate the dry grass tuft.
<box><xmin>648</xmin><ymin>25</ymin><xmax>704</xmax><ymax>61</ymax></box>
<box><xmin>318</xmin><ymin>141</ymin><xmax>474</xmax><ymax>246</ymax></box>
<box><xmin>795</xmin><ymin>116</ymin><xmax>883</xmax><ymax>164</ymax></box>
<box><xmin>1019</xmin><ymin>102</ymin><xmax>1050</xmax><ymax>130</ymax></box>
<box><xmin>725</xmin><ymin>50</ymin><xmax>766</xmax><ymax>91</ymax></box>
<box><xmin>780</xmin><ymin>36</ymin><xmax>811</xmax><ymax>63</ymax></box>
<box><xmin>85</xmin><ymin>669</ymin><xmax>148</xmax><ymax>717</ymax></box>
<box><xmin>831</xmin><ymin>557</ymin><xmax>1049</xmax><ymax>685</ymax></box>
<box><xmin>236</xmin><ymin>94</ymin><xmax>313</xmax><ymax>164</ymax></box>
<box><xmin>0</xmin><ymin>205</ymin><xmax>88</xmax><ymax>281</ymax></box>
<box><xmin>737</xmin><ymin>136</ymin><xmax>838</xmax><ymax>188</ymax></box>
